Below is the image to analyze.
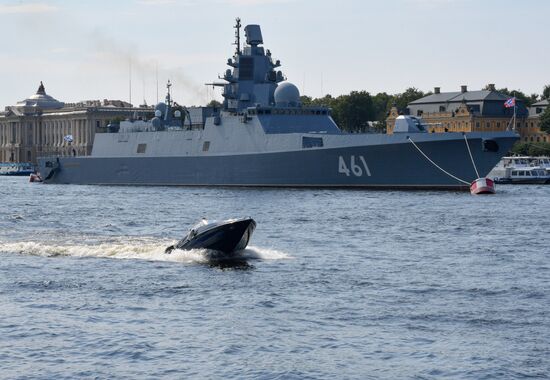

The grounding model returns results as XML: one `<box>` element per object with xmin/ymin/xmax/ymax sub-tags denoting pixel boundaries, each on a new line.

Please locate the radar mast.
<box><xmin>233</xmin><ymin>17</ymin><xmax>241</xmax><ymax>55</ymax></box>
<box><xmin>165</xmin><ymin>80</ymin><xmax>172</xmax><ymax>107</ymax></box>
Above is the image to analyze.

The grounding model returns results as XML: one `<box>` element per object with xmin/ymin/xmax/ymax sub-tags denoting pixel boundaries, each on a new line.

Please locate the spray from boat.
<box><xmin>0</xmin><ymin>240</ymin><xmax>290</xmax><ymax>264</ymax></box>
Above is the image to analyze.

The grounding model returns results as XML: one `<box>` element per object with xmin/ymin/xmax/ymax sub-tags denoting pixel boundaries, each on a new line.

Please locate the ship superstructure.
<box><xmin>38</xmin><ymin>20</ymin><xmax>519</xmax><ymax>189</ymax></box>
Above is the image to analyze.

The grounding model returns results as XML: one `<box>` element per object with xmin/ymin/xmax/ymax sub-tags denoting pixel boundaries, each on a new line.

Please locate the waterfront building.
<box><xmin>386</xmin><ymin>85</ymin><xmax>547</xmax><ymax>143</ymax></box>
<box><xmin>526</xmin><ymin>99</ymin><xmax>549</xmax><ymax>143</ymax></box>
<box><xmin>0</xmin><ymin>82</ymin><xmax>152</xmax><ymax>163</ymax></box>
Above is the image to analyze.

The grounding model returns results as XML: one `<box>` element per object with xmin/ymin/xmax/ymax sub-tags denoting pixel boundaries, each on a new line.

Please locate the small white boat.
<box><xmin>0</xmin><ymin>163</ymin><xmax>35</xmax><ymax>176</ymax></box>
<box><xmin>533</xmin><ymin>157</ymin><xmax>550</xmax><ymax>175</ymax></box>
<box><xmin>489</xmin><ymin>156</ymin><xmax>550</xmax><ymax>184</ymax></box>
<box><xmin>496</xmin><ymin>167</ymin><xmax>550</xmax><ymax>184</ymax></box>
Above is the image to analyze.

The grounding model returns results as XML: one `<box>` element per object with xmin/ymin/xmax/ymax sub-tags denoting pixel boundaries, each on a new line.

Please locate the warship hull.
<box><xmin>37</xmin><ymin>132</ymin><xmax>518</xmax><ymax>190</ymax></box>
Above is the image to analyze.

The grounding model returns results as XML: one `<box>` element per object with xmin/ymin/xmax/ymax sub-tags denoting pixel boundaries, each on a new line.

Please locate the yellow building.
<box><xmin>386</xmin><ymin>85</ymin><xmax>548</xmax><ymax>143</ymax></box>
<box><xmin>525</xmin><ymin>99</ymin><xmax>549</xmax><ymax>143</ymax></box>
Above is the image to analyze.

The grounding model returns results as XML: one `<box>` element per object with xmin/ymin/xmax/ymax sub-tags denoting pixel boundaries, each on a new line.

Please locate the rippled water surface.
<box><xmin>1</xmin><ymin>176</ymin><xmax>549</xmax><ymax>379</ymax></box>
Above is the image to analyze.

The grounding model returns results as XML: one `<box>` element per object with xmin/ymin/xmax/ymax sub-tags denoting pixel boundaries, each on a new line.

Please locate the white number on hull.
<box><xmin>338</xmin><ymin>155</ymin><xmax>371</xmax><ymax>177</ymax></box>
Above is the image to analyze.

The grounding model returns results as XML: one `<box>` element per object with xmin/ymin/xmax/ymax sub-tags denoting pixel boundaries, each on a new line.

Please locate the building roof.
<box><xmin>531</xmin><ymin>99</ymin><xmax>549</xmax><ymax>107</ymax></box>
<box><xmin>528</xmin><ymin>99</ymin><xmax>548</xmax><ymax>118</ymax></box>
<box><xmin>16</xmin><ymin>82</ymin><xmax>64</xmax><ymax>110</ymax></box>
<box><xmin>410</xmin><ymin>90</ymin><xmax>510</xmax><ymax>105</ymax></box>
<box><xmin>407</xmin><ymin>87</ymin><xmax>528</xmax><ymax>118</ymax></box>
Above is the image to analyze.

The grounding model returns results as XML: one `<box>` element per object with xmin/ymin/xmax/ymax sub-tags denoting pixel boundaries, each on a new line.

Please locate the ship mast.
<box><xmin>166</xmin><ymin>80</ymin><xmax>172</xmax><ymax>107</ymax></box>
<box><xmin>513</xmin><ymin>90</ymin><xmax>517</xmax><ymax>131</ymax></box>
<box><xmin>233</xmin><ymin>17</ymin><xmax>241</xmax><ymax>55</ymax></box>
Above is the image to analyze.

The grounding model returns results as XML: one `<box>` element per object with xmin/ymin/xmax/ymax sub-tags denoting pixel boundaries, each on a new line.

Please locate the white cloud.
<box><xmin>0</xmin><ymin>2</ymin><xmax>58</xmax><ymax>14</ymax></box>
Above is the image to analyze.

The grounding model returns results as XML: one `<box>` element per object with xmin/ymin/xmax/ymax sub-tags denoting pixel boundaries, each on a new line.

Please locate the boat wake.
<box><xmin>0</xmin><ymin>240</ymin><xmax>290</xmax><ymax>265</ymax></box>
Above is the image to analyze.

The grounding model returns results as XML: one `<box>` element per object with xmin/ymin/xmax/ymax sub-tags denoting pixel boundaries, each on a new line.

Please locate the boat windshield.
<box><xmin>185</xmin><ymin>218</ymin><xmax>208</xmax><ymax>237</ymax></box>
<box><xmin>190</xmin><ymin>218</ymin><xmax>209</xmax><ymax>232</ymax></box>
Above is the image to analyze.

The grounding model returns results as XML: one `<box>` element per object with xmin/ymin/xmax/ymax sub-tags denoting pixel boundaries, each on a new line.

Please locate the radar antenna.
<box><xmin>166</xmin><ymin>80</ymin><xmax>172</xmax><ymax>107</ymax></box>
<box><xmin>233</xmin><ymin>17</ymin><xmax>241</xmax><ymax>55</ymax></box>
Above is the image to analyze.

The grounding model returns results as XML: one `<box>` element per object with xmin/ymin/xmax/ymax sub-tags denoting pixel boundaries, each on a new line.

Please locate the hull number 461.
<box><xmin>338</xmin><ymin>155</ymin><xmax>371</xmax><ymax>177</ymax></box>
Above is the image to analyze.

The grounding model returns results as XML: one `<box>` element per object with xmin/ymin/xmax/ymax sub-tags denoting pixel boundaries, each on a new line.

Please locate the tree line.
<box><xmin>301</xmin><ymin>85</ymin><xmax>550</xmax><ymax>133</ymax></box>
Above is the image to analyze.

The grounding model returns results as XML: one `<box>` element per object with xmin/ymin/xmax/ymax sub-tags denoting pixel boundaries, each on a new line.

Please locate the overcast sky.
<box><xmin>0</xmin><ymin>0</ymin><xmax>548</xmax><ymax>107</ymax></box>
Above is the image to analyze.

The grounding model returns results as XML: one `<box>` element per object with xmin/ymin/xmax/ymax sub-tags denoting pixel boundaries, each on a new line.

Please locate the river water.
<box><xmin>0</xmin><ymin>176</ymin><xmax>549</xmax><ymax>379</ymax></box>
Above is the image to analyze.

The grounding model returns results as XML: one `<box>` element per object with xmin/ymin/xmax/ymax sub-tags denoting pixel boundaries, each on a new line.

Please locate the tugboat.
<box><xmin>165</xmin><ymin>217</ymin><xmax>256</xmax><ymax>255</ymax></box>
<box><xmin>37</xmin><ymin>19</ymin><xmax>519</xmax><ymax>190</ymax></box>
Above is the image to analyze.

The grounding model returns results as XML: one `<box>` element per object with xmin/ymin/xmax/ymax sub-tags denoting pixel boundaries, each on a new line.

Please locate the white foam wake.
<box><xmin>0</xmin><ymin>240</ymin><xmax>290</xmax><ymax>264</ymax></box>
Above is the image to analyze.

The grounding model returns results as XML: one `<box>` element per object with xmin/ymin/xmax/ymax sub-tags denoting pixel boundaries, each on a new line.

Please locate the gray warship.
<box><xmin>38</xmin><ymin>20</ymin><xmax>518</xmax><ymax>189</ymax></box>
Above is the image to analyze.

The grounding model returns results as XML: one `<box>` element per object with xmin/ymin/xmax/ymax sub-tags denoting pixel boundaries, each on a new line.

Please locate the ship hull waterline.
<box><xmin>38</xmin><ymin>133</ymin><xmax>518</xmax><ymax>190</ymax></box>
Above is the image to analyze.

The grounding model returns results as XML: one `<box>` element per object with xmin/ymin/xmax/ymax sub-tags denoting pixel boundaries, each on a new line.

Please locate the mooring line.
<box><xmin>407</xmin><ymin>137</ymin><xmax>470</xmax><ymax>185</ymax></box>
<box><xmin>463</xmin><ymin>133</ymin><xmax>480</xmax><ymax>179</ymax></box>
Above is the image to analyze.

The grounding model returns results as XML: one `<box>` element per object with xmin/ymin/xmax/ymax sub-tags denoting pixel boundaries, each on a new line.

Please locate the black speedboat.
<box><xmin>165</xmin><ymin>217</ymin><xmax>256</xmax><ymax>254</ymax></box>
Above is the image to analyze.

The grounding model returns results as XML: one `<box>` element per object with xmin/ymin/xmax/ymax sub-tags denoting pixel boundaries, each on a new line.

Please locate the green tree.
<box><xmin>542</xmin><ymin>85</ymin><xmax>550</xmax><ymax>100</ymax></box>
<box><xmin>300</xmin><ymin>88</ymin><xmax>431</xmax><ymax>132</ymax></box>
<box><xmin>527</xmin><ymin>142</ymin><xmax>550</xmax><ymax>156</ymax></box>
<box><xmin>539</xmin><ymin>106</ymin><xmax>550</xmax><ymax>134</ymax></box>
<box><xmin>391</xmin><ymin>87</ymin><xmax>427</xmax><ymax>111</ymax></box>
<box><xmin>510</xmin><ymin>142</ymin><xmax>529</xmax><ymax>155</ymax></box>
<box><xmin>372</xmin><ymin>92</ymin><xmax>392</xmax><ymax>122</ymax></box>
<box><xmin>300</xmin><ymin>95</ymin><xmax>313</xmax><ymax>106</ymax></box>
<box><xmin>206</xmin><ymin>99</ymin><xmax>222</xmax><ymax>108</ymax></box>
<box><xmin>335</xmin><ymin>91</ymin><xmax>375</xmax><ymax>132</ymax></box>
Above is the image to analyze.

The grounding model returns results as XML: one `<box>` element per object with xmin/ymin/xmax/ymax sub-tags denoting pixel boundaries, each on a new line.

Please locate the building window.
<box><xmin>202</xmin><ymin>141</ymin><xmax>210</xmax><ymax>151</ymax></box>
<box><xmin>476</xmin><ymin>122</ymin><xmax>480</xmax><ymax>129</ymax></box>
<box><xmin>137</xmin><ymin>143</ymin><xmax>146</xmax><ymax>153</ymax></box>
<box><xmin>417</xmin><ymin>110</ymin><xmax>423</xmax><ymax>117</ymax></box>
<box><xmin>486</xmin><ymin>122</ymin><xmax>490</xmax><ymax>128</ymax></box>
<box><xmin>439</xmin><ymin>106</ymin><xmax>446</xmax><ymax>112</ymax></box>
<box><xmin>496</xmin><ymin>122</ymin><xmax>501</xmax><ymax>129</ymax></box>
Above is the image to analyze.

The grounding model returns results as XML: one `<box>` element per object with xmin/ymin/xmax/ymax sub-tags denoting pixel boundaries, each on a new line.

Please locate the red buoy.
<box><xmin>29</xmin><ymin>173</ymin><xmax>42</xmax><ymax>183</ymax></box>
<box><xmin>470</xmin><ymin>177</ymin><xmax>495</xmax><ymax>195</ymax></box>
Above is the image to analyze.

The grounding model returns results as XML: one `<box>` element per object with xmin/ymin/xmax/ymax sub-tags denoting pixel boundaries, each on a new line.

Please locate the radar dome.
<box><xmin>151</xmin><ymin>117</ymin><xmax>162</xmax><ymax>129</ymax></box>
<box><xmin>274</xmin><ymin>82</ymin><xmax>301</xmax><ymax>107</ymax></box>
<box><xmin>155</xmin><ymin>102</ymin><xmax>167</xmax><ymax>117</ymax></box>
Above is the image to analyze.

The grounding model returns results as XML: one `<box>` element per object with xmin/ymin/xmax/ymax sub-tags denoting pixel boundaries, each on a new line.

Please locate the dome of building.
<box><xmin>16</xmin><ymin>82</ymin><xmax>64</xmax><ymax>109</ymax></box>
<box><xmin>274</xmin><ymin>82</ymin><xmax>301</xmax><ymax>107</ymax></box>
